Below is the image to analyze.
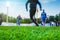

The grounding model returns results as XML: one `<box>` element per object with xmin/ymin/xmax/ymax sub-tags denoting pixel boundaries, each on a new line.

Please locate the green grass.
<box><xmin>0</xmin><ymin>26</ymin><xmax>60</xmax><ymax>40</ymax></box>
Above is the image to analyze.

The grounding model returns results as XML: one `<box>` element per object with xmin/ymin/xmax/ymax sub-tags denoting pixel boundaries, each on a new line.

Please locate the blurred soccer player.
<box><xmin>26</xmin><ymin>0</ymin><xmax>42</xmax><ymax>26</ymax></box>
<box><xmin>41</xmin><ymin>10</ymin><xmax>47</xmax><ymax>26</ymax></box>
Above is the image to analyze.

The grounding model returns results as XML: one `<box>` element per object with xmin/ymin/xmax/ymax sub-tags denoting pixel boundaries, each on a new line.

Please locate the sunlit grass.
<box><xmin>0</xmin><ymin>26</ymin><xmax>60</xmax><ymax>40</ymax></box>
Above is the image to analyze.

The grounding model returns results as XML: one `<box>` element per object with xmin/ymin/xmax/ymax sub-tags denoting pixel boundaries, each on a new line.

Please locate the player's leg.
<box><xmin>44</xmin><ymin>18</ymin><xmax>46</xmax><ymax>26</ymax></box>
<box><xmin>16</xmin><ymin>19</ymin><xmax>20</xmax><ymax>25</ymax></box>
<box><xmin>18</xmin><ymin>20</ymin><xmax>20</xmax><ymax>25</ymax></box>
<box><xmin>42</xmin><ymin>18</ymin><xmax>45</xmax><ymax>26</ymax></box>
<box><xmin>30</xmin><ymin>10</ymin><xmax>39</xmax><ymax>26</ymax></box>
<box><xmin>0</xmin><ymin>22</ymin><xmax>2</xmax><ymax>25</ymax></box>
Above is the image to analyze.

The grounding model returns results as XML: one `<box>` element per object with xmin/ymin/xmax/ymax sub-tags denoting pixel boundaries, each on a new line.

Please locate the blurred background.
<box><xmin>0</xmin><ymin>0</ymin><xmax>60</xmax><ymax>26</ymax></box>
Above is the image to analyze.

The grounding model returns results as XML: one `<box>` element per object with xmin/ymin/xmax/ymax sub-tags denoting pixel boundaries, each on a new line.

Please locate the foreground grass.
<box><xmin>0</xmin><ymin>26</ymin><xmax>60</xmax><ymax>40</ymax></box>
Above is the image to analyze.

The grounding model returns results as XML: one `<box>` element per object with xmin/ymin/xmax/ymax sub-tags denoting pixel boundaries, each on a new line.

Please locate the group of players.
<box><xmin>0</xmin><ymin>0</ymin><xmax>58</xmax><ymax>26</ymax></box>
<box><xmin>16</xmin><ymin>0</ymin><xmax>47</xmax><ymax>26</ymax></box>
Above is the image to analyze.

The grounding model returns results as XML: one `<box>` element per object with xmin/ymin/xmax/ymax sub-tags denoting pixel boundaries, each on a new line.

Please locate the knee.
<box><xmin>30</xmin><ymin>16</ymin><xmax>33</xmax><ymax>20</ymax></box>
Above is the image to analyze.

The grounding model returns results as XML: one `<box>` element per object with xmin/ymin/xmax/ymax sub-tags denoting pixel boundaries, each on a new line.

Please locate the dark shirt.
<box><xmin>26</xmin><ymin>0</ymin><xmax>42</xmax><ymax>10</ymax></box>
<box><xmin>17</xmin><ymin>16</ymin><xmax>22</xmax><ymax>20</ymax></box>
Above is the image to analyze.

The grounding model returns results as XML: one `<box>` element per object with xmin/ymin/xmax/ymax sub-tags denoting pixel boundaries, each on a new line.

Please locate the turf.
<box><xmin>0</xmin><ymin>26</ymin><xmax>60</xmax><ymax>40</ymax></box>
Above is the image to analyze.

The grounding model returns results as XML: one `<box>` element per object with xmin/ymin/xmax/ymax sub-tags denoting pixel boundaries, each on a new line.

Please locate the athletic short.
<box><xmin>16</xmin><ymin>19</ymin><xmax>20</xmax><ymax>25</ymax></box>
<box><xmin>41</xmin><ymin>18</ymin><xmax>46</xmax><ymax>22</ymax></box>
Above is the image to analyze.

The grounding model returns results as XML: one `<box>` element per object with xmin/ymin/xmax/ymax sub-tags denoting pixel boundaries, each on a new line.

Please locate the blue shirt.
<box><xmin>41</xmin><ymin>12</ymin><xmax>46</xmax><ymax>19</ymax></box>
<box><xmin>16</xmin><ymin>19</ymin><xmax>20</xmax><ymax>23</ymax></box>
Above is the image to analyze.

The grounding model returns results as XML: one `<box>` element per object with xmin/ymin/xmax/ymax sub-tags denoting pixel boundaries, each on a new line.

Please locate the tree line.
<box><xmin>0</xmin><ymin>13</ymin><xmax>60</xmax><ymax>23</ymax></box>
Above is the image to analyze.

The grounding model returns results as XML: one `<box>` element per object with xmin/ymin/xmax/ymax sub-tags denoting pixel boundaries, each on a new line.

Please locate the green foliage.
<box><xmin>0</xmin><ymin>13</ymin><xmax>60</xmax><ymax>23</ymax></box>
<box><xmin>0</xmin><ymin>13</ymin><xmax>16</xmax><ymax>23</ymax></box>
<box><xmin>49</xmin><ymin>16</ymin><xmax>55</xmax><ymax>22</ymax></box>
<box><xmin>20</xmin><ymin>19</ymin><xmax>32</xmax><ymax>23</ymax></box>
<box><xmin>0</xmin><ymin>13</ymin><xmax>7</xmax><ymax>22</ymax></box>
<box><xmin>0</xmin><ymin>26</ymin><xmax>60</xmax><ymax>40</ymax></box>
<box><xmin>8</xmin><ymin>17</ymin><xmax>16</xmax><ymax>23</ymax></box>
<box><xmin>55</xmin><ymin>14</ymin><xmax>60</xmax><ymax>21</ymax></box>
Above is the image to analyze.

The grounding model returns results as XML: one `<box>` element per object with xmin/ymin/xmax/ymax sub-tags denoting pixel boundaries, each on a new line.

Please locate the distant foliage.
<box><xmin>0</xmin><ymin>13</ymin><xmax>60</xmax><ymax>23</ymax></box>
<box><xmin>0</xmin><ymin>13</ymin><xmax>16</xmax><ymax>23</ymax></box>
<box><xmin>49</xmin><ymin>16</ymin><xmax>55</xmax><ymax>22</ymax></box>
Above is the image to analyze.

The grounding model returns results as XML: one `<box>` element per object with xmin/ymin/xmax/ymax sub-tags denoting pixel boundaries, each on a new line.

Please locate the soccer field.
<box><xmin>0</xmin><ymin>26</ymin><xmax>60</xmax><ymax>40</ymax></box>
